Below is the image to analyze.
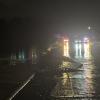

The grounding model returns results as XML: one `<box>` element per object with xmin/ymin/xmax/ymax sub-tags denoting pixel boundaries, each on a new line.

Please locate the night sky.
<box><xmin>0</xmin><ymin>0</ymin><xmax>100</xmax><ymax>55</ymax></box>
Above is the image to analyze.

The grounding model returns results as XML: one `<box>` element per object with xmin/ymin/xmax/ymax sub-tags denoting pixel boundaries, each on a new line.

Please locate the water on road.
<box><xmin>51</xmin><ymin>41</ymin><xmax>100</xmax><ymax>99</ymax></box>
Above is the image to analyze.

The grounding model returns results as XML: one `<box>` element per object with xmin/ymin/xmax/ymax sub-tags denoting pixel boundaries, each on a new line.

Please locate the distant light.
<box><xmin>84</xmin><ymin>41</ymin><xmax>90</xmax><ymax>59</ymax></box>
<box><xmin>75</xmin><ymin>40</ymin><xmax>78</xmax><ymax>43</ymax></box>
<box><xmin>64</xmin><ymin>39</ymin><xmax>69</xmax><ymax>42</ymax></box>
<box><xmin>88</xmin><ymin>26</ymin><xmax>91</xmax><ymax>30</ymax></box>
<box><xmin>84</xmin><ymin>37</ymin><xmax>89</xmax><ymax>42</ymax></box>
<box><xmin>75</xmin><ymin>43</ymin><xmax>78</xmax><ymax>58</ymax></box>
<box><xmin>64</xmin><ymin>39</ymin><xmax>70</xmax><ymax>57</ymax></box>
<box><xmin>75</xmin><ymin>40</ymin><xmax>81</xmax><ymax>43</ymax></box>
<box><xmin>47</xmin><ymin>47</ymin><xmax>51</xmax><ymax>51</ymax></box>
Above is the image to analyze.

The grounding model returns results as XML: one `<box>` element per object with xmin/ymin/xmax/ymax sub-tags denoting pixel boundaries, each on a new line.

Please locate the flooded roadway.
<box><xmin>51</xmin><ymin>59</ymin><xmax>96</xmax><ymax>99</ymax></box>
<box><xmin>11</xmin><ymin>39</ymin><xmax>100</xmax><ymax>100</ymax></box>
<box><xmin>51</xmin><ymin>39</ymin><xmax>100</xmax><ymax>99</ymax></box>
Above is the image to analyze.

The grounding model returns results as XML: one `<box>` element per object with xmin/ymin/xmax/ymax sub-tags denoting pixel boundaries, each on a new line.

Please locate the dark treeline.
<box><xmin>0</xmin><ymin>17</ymin><xmax>56</xmax><ymax>57</ymax></box>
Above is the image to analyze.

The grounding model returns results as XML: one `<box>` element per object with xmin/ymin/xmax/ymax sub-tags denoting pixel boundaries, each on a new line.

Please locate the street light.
<box><xmin>88</xmin><ymin>26</ymin><xmax>91</xmax><ymax>30</ymax></box>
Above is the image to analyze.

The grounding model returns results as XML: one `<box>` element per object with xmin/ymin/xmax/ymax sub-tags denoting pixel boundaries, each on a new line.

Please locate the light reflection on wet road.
<box><xmin>51</xmin><ymin>39</ymin><xmax>97</xmax><ymax>98</ymax></box>
<box><xmin>51</xmin><ymin>60</ymin><xmax>95</xmax><ymax>98</ymax></box>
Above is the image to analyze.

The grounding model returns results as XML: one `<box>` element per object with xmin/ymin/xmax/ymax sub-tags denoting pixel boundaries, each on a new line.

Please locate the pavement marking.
<box><xmin>8</xmin><ymin>74</ymin><xmax>35</xmax><ymax>100</ymax></box>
